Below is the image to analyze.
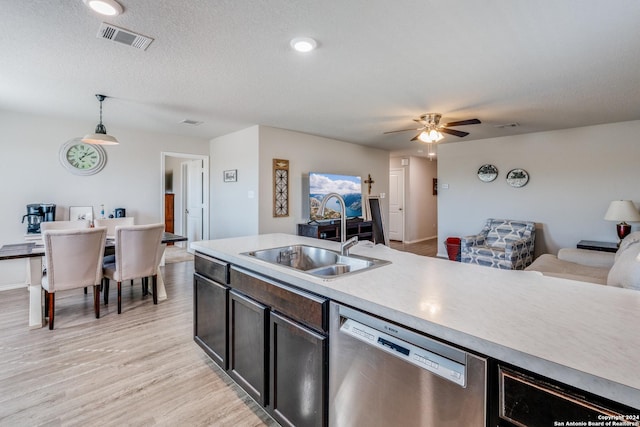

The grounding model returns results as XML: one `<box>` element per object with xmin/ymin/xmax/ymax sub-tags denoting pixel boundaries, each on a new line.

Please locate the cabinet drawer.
<box><xmin>230</xmin><ymin>267</ymin><xmax>328</xmax><ymax>333</ymax></box>
<box><xmin>195</xmin><ymin>252</ymin><xmax>229</xmax><ymax>284</ymax></box>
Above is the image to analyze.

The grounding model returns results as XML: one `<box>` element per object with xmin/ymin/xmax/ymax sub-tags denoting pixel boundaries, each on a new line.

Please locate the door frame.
<box><xmin>161</xmin><ymin>152</ymin><xmax>210</xmax><ymax>245</ymax></box>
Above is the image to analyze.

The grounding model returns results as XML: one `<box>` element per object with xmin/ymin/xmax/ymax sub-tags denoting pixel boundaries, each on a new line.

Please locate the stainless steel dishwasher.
<box><xmin>329</xmin><ymin>302</ymin><xmax>487</xmax><ymax>426</ymax></box>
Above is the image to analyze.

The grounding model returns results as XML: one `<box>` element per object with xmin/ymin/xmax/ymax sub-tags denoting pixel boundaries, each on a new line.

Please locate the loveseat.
<box><xmin>525</xmin><ymin>231</ymin><xmax>640</xmax><ymax>290</ymax></box>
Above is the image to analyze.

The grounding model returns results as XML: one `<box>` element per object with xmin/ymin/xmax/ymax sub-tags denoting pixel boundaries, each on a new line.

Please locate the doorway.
<box><xmin>161</xmin><ymin>152</ymin><xmax>209</xmax><ymax>253</ymax></box>
<box><xmin>389</xmin><ymin>168</ymin><xmax>405</xmax><ymax>241</ymax></box>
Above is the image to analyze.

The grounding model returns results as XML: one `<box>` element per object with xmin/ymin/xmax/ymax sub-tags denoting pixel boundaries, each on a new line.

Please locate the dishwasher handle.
<box><xmin>340</xmin><ymin>317</ymin><xmax>469</xmax><ymax>387</ymax></box>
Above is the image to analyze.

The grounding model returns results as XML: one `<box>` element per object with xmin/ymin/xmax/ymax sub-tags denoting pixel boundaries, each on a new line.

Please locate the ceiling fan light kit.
<box><xmin>384</xmin><ymin>112</ymin><xmax>481</xmax><ymax>145</ymax></box>
<box><xmin>83</xmin><ymin>0</ymin><xmax>123</xmax><ymax>16</ymax></box>
<box><xmin>82</xmin><ymin>94</ymin><xmax>119</xmax><ymax>145</ymax></box>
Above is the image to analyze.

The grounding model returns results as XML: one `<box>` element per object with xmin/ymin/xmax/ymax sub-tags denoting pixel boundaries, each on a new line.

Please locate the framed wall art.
<box><xmin>223</xmin><ymin>169</ymin><xmax>237</xmax><ymax>182</ymax></box>
<box><xmin>273</xmin><ymin>159</ymin><xmax>289</xmax><ymax>217</ymax></box>
<box><xmin>69</xmin><ymin>206</ymin><xmax>93</xmax><ymax>222</ymax></box>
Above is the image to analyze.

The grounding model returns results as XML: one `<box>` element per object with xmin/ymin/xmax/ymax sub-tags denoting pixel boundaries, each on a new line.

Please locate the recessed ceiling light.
<box><xmin>290</xmin><ymin>37</ymin><xmax>317</xmax><ymax>53</ymax></box>
<box><xmin>83</xmin><ymin>0</ymin><xmax>123</xmax><ymax>16</ymax></box>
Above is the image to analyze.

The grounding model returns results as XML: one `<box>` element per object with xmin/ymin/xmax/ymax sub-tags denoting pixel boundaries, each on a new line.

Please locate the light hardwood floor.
<box><xmin>390</xmin><ymin>238</ymin><xmax>439</xmax><ymax>258</ymax></box>
<box><xmin>0</xmin><ymin>261</ymin><xmax>277</xmax><ymax>427</ymax></box>
<box><xmin>0</xmin><ymin>240</ymin><xmax>440</xmax><ymax>426</ymax></box>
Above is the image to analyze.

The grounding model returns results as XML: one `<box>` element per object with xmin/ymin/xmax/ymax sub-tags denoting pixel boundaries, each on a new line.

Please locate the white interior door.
<box><xmin>185</xmin><ymin>159</ymin><xmax>204</xmax><ymax>254</ymax></box>
<box><xmin>389</xmin><ymin>168</ymin><xmax>405</xmax><ymax>241</ymax></box>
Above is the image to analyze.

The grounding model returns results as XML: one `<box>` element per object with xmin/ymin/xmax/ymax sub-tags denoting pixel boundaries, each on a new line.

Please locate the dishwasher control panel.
<box><xmin>340</xmin><ymin>318</ymin><xmax>467</xmax><ymax>387</ymax></box>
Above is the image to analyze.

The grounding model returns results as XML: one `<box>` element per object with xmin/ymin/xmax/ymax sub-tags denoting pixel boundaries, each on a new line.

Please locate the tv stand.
<box><xmin>297</xmin><ymin>220</ymin><xmax>373</xmax><ymax>242</ymax></box>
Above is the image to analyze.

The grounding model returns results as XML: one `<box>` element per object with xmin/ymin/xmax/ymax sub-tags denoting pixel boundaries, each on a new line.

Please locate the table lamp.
<box><xmin>604</xmin><ymin>200</ymin><xmax>640</xmax><ymax>244</ymax></box>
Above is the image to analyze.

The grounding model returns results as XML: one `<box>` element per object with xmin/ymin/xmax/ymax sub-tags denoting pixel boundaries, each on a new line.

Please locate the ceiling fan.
<box><xmin>384</xmin><ymin>113</ymin><xmax>481</xmax><ymax>142</ymax></box>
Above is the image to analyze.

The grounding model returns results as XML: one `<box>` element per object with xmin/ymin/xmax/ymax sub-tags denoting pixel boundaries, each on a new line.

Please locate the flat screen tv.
<box><xmin>309</xmin><ymin>172</ymin><xmax>362</xmax><ymax>221</ymax></box>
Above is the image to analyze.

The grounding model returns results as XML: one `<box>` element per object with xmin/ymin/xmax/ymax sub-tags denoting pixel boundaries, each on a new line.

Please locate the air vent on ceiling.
<box><xmin>180</xmin><ymin>119</ymin><xmax>203</xmax><ymax>126</ymax></box>
<box><xmin>494</xmin><ymin>123</ymin><xmax>520</xmax><ymax>129</ymax></box>
<box><xmin>97</xmin><ymin>23</ymin><xmax>154</xmax><ymax>50</ymax></box>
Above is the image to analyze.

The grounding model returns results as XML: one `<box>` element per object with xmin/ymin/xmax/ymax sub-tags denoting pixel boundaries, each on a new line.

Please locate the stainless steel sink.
<box><xmin>242</xmin><ymin>244</ymin><xmax>390</xmax><ymax>278</ymax></box>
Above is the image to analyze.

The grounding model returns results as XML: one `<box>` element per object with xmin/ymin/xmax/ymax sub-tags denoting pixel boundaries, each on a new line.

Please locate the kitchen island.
<box><xmin>191</xmin><ymin>233</ymin><xmax>640</xmax><ymax>415</ymax></box>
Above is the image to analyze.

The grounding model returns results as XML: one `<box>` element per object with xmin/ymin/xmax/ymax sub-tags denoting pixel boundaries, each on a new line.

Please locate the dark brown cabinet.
<box><xmin>297</xmin><ymin>220</ymin><xmax>373</xmax><ymax>242</ymax></box>
<box><xmin>270</xmin><ymin>311</ymin><xmax>327</xmax><ymax>427</ymax></box>
<box><xmin>194</xmin><ymin>274</ymin><xmax>228</xmax><ymax>369</ymax></box>
<box><xmin>164</xmin><ymin>193</ymin><xmax>175</xmax><ymax>234</ymax></box>
<box><xmin>194</xmin><ymin>253</ymin><xmax>329</xmax><ymax>426</ymax></box>
<box><xmin>229</xmin><ymin>290</ymin><xmax>269</xmax><ymax>406</ymax></box>
<box><xmin>193</xmin><ymin>253</ymin><xmax>230</xmax><ymax>369</ymax></box>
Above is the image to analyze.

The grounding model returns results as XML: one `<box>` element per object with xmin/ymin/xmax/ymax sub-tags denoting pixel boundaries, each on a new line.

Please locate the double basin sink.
<box><xmin>243</xmin><ymin>244</ymin><xmax>390</xmax><ymax>278</ymax></box>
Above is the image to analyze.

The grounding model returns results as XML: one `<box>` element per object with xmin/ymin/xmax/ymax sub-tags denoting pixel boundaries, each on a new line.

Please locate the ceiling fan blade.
<box><xmin>440</xmin><ymin>128</ymin><xmax>469</xmax><ymax>137</ymax></box>
<box><xmin>383</xmin><ymin>127</ymin><xmax>423</xmax><ymax>134</ymax></box>
<box><xmin>443</xmin><ymin>118</ymin><xmax>481</xmax><ymax>127</ymax></box>
<box><xmin>410</xmin><ymin>132</ymin><xmax>422</xmax><ymax>141</ymax></box>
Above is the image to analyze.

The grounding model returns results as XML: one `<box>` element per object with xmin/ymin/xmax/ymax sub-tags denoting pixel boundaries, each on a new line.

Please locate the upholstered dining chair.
<box><xmin>40</xmin><ymin>219</ymin><xmax>91</xmax><ymax>231</ymax></box>
<box><xmin>102</xmin><ymin>223</ymin><xmax>164</xmax><ymax>314</ymax></box>
<box><xmin>40</xmin><ymin>219</ymin><xmax>93</xmax><ymax>293</ymax></box>
<box><xmin>94</xmin><ymin>217</ymin><xmax>136</xmax><ymax>290</ymax></box>
<box><xmin>41</xmin><ymin>227</ymin><xmax>107</xmax><ymax>330</ymax></box>
<box><xmin>93</xmin><ymin>217</ymin><xmax>134</xmax><ymax>238</ymax></box>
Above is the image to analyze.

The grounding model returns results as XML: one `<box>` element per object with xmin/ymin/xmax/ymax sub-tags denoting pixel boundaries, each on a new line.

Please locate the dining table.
<box><xmin>0</xmin><ymin>232</ymin><xmax>188</xmax><ymax>329</ymax></box>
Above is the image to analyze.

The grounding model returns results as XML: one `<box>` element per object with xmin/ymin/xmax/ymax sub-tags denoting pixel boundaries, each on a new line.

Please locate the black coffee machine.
<box><xmin>22</xmin><ymin>203</ymin><xmax>56</xmax><ymax>234</ymax></box>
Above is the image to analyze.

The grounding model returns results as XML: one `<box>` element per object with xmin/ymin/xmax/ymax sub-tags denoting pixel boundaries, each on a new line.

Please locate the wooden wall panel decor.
<box><xmin>273</xmin><ymin>159</ymin><xmax>289</xmax><ymax>217</ymax></box>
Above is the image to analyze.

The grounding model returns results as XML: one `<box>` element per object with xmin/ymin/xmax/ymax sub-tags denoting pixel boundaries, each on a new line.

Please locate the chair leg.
<box><xmin>152</xmin><ymin>275</ymin><xmax>158</xmax><ymax>305</ymax></box>
<box><xmin>131</xmin><ymin>279</ymin><xmax>134</xmax><ymax>287</ymax></box>
<box><xmin>143</xmin><ymin>277</ymin><xmax>149</xmax><ymax>295</ymax></box>
<box><xmin>44</xmin><ymin>290</ymin><xmax>49</xmax><ymax>317</ymax></box>
<box><xmin>104</xmin><ymin>278</ymin><xmax>110</xmax><ymax>305</ymax></box>
<box><xmin>84</xmin><ymin>287</ymin><xmax>87</xmax><ymax>294</ymax></box>
<box><xmin>94</xmin><ymin>285</ymin><xmax>100</xmax><ymax>319</ymax></box>
<box><xmin>48</xmin><ymin>293</ymin><xmax>55</xmax><ymax>330</ymax></box>
<box><xmin>117</xmin><ymin>281</ymin><xmax>122</xmax><ymax>314</ymax></box>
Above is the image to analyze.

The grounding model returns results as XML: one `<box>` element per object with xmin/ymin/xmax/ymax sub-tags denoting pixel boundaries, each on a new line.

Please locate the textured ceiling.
<box><xmin>2</xmin><ymin>1</ymin><xmax>640</xmax><ymax>156</ymax></box>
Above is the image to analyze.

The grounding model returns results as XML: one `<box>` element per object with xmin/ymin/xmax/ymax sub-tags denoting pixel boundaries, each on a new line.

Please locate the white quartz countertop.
<box><xmin>191</xmin><ymin>234</ymin><xmax>640</xmax><ymax>409</ymax></box>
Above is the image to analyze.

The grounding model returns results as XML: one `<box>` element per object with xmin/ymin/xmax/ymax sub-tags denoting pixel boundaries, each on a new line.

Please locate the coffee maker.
<box><xmin>22</xmin><ymin>203</ymin><xmax>56</xmax><ymax>234</ymax></box>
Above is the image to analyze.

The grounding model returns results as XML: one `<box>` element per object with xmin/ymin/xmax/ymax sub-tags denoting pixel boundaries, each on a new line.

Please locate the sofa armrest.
<box><xmin>557</xmin><ymin>248</ymin><xmax>615</xmax><ymax>268</ymax></box>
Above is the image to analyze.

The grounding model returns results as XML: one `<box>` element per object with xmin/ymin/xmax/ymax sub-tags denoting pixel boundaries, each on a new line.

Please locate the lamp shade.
<box><xmin>604</xmin><ymin>200</ymin><xmax>640</xmax><ymax>222</ymax></box>
<box><xmin>82</xmin><ymin>132</ymin><xmax>119</xmax><ymax>145</ymax></box>
<box><xmin>82</xmin><ymin>94</ymin><xmax>119</xmax><ymax>145</ymax></box>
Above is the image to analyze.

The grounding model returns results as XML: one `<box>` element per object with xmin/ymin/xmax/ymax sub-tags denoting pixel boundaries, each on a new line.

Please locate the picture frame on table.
<box><xmin>69</xmin><ymin>206</ymin><xmax>93</xmax><ymax>222</ymax></box>
<box><xmin>223</xmin><ymin>169</ymin><xmax>237</xmax><ymax>182</ymax></box>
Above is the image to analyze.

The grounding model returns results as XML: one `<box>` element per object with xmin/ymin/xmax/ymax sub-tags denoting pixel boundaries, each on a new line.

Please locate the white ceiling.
<box><xmin>2</xmin><ymin>1</ymin><xmax>640</xmax><ymax>156</ymax></box>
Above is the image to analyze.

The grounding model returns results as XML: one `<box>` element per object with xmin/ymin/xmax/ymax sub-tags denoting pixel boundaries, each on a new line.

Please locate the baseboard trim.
<box><xmin>0</xmin><ymin>282</ymin><xmax>26</xmax><ymax>292</ymax></box>
<box><xmin>403</xmin><ymin>236</ymin><xmax>437</xmax><ymax>245</ymax></box>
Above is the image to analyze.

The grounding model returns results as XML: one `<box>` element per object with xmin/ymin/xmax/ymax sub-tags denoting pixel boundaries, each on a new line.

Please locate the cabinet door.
<box><xmin>229</xmin><ymin>290</ymin><xmax>269</xmax><ymax>406</ymax></box>
<box><xmin>270</xmin><ymin>311</ymin><xmax>327</xmax><ymax>427</ymax></box>
<box><xmin>193</xmin><ymin>273</ymin><xmax>228</xmax><ymax>369</ymax></box>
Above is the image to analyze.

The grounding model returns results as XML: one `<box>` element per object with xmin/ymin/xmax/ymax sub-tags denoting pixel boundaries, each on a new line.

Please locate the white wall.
<box><xmin>209</xmin><ymin>125</ymin><xmax>390</xmax><ymax>239</ymax></box>
<box><xmin>0</xmin><ymin>109</ymin><xmax>209</xmax><ymax>287</ymax></box>
<box><xmin>390</xmin><ymin>156</ymin><xmax>438</xmax><ymax>243</ymax></box>
<box><xmin>209</xmin><ymin>126</ymin><xmax>260</xmax><ymax>238</ymax></box>
<box><xmin>437</xmin><ymin>120</ymin><xmax>640</xmax><ymax>258</ymax></box>
<box><xmin>258</xmin><ymin>126</ymin><xmax>390</xmax><ymax>235</ymax></box>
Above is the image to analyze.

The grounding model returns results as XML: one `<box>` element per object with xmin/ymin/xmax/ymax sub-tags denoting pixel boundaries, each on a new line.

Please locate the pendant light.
<box><xmin>82</xmin><ymin>94</ymin><xmax>119</xmax><ymax>145</ymax></box>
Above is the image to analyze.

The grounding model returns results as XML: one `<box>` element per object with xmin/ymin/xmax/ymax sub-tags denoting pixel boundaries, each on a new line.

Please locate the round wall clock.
<box><xmin>477</xmin><ymin>164</ymin><xmax>498</xmax><ymax>182</ymax></box>
<box><xmin>59</xmin><ymin>137</ymin><xmax>107</xmax><ymax>176</ymax></box>
<box><xmin>506</xmin><ymin>168</ymin><xmax>529</xmax><ymax>188</ymax></box>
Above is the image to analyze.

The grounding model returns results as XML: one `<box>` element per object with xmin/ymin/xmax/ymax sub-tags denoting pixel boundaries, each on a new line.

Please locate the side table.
<box><xmin>576</xmin><ymin>240</ymin><xmax>618</xmax><ymax>253</ymax></box>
